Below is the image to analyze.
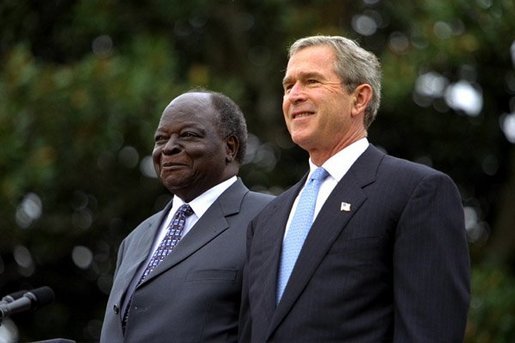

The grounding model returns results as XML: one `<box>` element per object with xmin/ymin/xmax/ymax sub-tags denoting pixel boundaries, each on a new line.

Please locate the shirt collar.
<box><xmin>308</xmin><ymin>138</ymin><xmax>369</xmax><ymax>182</ymax></box>
<box><xmin>172</xmin><ymin>176</ymin><xmax>238</xmax><ymax>218</ymax></box>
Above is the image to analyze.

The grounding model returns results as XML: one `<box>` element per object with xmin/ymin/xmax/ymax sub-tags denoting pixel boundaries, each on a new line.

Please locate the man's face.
<box><xmin>282</xmin><ymin>45</ymin><xmax>362</xmax><ymax>163</ymax></box>
<box><xmin>152</xmin><ymin>92</ymin><xmax>231</xmax><ymax>202</ymax></box>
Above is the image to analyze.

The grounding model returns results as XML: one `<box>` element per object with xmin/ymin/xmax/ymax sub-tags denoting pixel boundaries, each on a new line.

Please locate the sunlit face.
<box><xmin>152</xmin><ymin>93</ymin><xmax>233</xmax><ymax>202</ymax></box>
<box><xmin>282</xmin><ymin>45</ymin><xmax>363</xmax><ymax>164</ymax></box>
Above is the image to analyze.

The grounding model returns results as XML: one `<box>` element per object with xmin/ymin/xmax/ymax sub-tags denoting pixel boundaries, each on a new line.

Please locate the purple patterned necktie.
<box><xmin>139</xmin><ymin>203</ymin><xmax>194</xmax><ymax>283</ymax></box>
<box><xmin>122</xmin><ymin>204</ymin><xmax>194</xmax><ymax>330</ymax></box>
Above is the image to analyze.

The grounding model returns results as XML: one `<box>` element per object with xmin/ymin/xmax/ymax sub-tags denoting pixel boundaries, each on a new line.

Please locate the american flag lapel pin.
<box><xmin>340</xmin><ymin>202</ymin><xmax>351</xmax><ymax>212</ymax></box>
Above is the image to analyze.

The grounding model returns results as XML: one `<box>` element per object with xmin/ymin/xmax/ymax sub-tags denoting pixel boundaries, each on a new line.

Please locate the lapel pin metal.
<box><xmin>340</xmin><ymin>202</ymin><xmax>351</xmax><ymax>212</ymax></box>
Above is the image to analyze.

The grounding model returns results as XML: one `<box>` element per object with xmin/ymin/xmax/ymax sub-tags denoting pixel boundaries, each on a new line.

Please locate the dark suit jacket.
<box><xmin>100</xmin><ymin>179</ymin><xmax>273</xmax><ymax>343</ymax></box>
<box><xmin>241</xmin><ymin>145</ymin><xmax>470</xmax><ymax>342</ymax></box>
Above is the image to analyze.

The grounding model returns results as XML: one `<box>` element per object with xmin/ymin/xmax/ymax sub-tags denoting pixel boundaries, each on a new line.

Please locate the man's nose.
<box><xmin>163</xmin><ymin>136</ymin><xmax>181</xmax><ymax>154</ymax></box>
<box><xmin>286</xmin><ymin>83</ymin><xmax>307</xmax><ymax>103</ymax></box>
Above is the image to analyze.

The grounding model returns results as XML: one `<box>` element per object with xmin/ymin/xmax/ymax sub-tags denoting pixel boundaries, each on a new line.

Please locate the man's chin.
<box><xmin>161</xmin><ymin>174</ymin><xmax>191</xmax><ymax>190</ymax></box>
<box><xmin>291</xmin><ymin>133</ymin><xmax>314</xmax><ymax>149</ymax></box>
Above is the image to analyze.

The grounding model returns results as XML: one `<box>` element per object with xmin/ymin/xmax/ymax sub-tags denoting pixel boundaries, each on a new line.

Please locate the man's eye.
<box><xmin>181</xmin><ymin>131</ymin><xmax>199</xmax><ymax>138</ymax></box>
<box><xmin>306</xmin><ymin>79</ymin><xmax>319</xmax><ymax>85</ymax></box>
<box><xmin>155</xmin><ymin>135</ymin><xmax>167</xmax><ymax>143</ymax></box>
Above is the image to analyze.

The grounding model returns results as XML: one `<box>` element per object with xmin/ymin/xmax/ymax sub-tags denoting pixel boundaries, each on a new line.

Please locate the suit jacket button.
<box><xmin>113</xmin><ymin>304</ymin><xmax>120</xmax><ymax>314</ymax></box>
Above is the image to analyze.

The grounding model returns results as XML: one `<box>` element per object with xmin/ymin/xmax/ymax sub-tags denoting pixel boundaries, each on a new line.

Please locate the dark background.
<box><xmin>1</xmin><ymin>0</ymin><xmax>514</xmax><ymax>341</ymax></box>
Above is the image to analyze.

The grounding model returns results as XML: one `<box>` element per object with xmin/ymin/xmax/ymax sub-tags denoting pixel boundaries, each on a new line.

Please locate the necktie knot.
<box><xmin>178</xmin><ymin>204</ymin><xmax>194</xmax><ymax>217</ymax></box>
<box><xmin>309</xmin><ymin>167</ymin><xmax>329</xmax><ymax>183</ymax></box>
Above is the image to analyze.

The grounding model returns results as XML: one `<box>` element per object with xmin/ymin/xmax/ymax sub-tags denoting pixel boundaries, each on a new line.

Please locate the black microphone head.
<box><xmin>26</xmin><ymin>286</ymin><xmax>55</xmax><ymax>308</ymax></box>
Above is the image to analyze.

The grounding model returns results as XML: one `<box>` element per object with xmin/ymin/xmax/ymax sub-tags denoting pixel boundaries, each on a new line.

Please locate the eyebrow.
<box><xmin>282</xmin><ymin>71</ymin><xmax>325</xmax><ymax>86</ymax></box>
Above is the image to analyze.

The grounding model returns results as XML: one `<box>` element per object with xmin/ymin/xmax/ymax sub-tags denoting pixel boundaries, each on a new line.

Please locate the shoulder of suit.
<box><xmin>376</xmin><ymin>154</ymin><xmax>461</xmax><ymax>197</ymax></box>
<box><xmin>245</xmin><ymin>191</ymin><xmax>275</xmax><ymax>204</ymax></box>
<box><xmin>364</xmin><ymin>144</ymin><xmax>448</xmax><ymax>179</ymax></box>
<box><xmin>382</xmin><ymin>153</ymin><xmax>445</xmax><ymax>177</ymax></box>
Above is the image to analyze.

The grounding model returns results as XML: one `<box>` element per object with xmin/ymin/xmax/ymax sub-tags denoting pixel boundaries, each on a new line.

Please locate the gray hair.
<box><xmin>187</xmin><ymin>89</ymin><xmax>248</xmax><ymax>163</ymax></box>
<box><xmin>210</xmin><ymin>91</ymin><xmax>247</xmax><ymax>163</ymax></box>
<box><xmin>288</xmin><ymin>35</ymin><xmax>382</xmax><ymax>128</ymax></box>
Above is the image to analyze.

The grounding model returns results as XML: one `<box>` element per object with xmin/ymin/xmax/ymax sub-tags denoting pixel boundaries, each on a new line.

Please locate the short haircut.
<box><xmin>188</xmin><ymin>88</ymin><xmax>248</xmax><ymax>163</ymax></box>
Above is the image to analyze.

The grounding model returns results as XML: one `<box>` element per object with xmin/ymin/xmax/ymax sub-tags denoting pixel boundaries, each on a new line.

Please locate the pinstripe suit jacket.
<box><xmin>240</xmin><ymin>145</ymin><xmax>470</xmax><ymax>342</ymax></box>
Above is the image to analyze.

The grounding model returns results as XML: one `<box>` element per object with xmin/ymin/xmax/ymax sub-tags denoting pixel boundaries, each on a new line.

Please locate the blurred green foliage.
<box><xmin>466</xmin><ymin>264</ymin><xmax>515</xmax><ymax>342</ymax></box>
<box><xmin>1</xmin><ymin>0</ymin><xmax>514</xmax><ymax>341</ymax></box>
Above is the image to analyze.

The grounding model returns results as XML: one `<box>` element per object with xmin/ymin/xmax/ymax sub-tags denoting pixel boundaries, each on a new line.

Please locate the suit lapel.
<box><xmin>114</xmin><ymin>204</ymin><xmax>170</xmax><ymax>304</ymax></box>
<box><xmin>117</xmin><ymin>225</ymin><xmax>152</xmax><ymax>287</ymax></box>
<box><xmin>267</xmin><ymin>145</ymin><xmax>384</xmax><ymax>337</ymax></box>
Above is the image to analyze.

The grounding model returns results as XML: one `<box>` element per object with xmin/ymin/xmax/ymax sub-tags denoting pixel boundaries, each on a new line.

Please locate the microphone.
<box><xmin>0</xmin><ymin>289</ymin><xmax>28</xmax><ymax>305</ymax></box>
<box><xmin>0</xmin><ymin>286</ymin><xmax>55</xmax><ymax>320</ymax></box>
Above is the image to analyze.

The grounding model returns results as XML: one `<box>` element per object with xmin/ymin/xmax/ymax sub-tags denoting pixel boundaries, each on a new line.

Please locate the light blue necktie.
<box><xmin>277</xmin><ymin>167</ymin><xmax>329</xmax><ymax>303</ymax></box>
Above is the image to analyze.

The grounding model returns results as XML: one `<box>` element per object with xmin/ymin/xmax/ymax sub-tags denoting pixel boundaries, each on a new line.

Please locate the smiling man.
<box><xmin>240</xmin><ymin>35</ymin><xmax>470</xmax><ymax>342</ymax></box>
<box><xmin>100</xmin><ymin>90</ymin><xmax>273</xmax><ymax>343</ymax></box>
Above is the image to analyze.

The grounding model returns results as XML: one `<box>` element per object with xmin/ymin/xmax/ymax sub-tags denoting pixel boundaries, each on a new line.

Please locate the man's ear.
<box><xmin>225</xmin><ymin>136</ymin><xmax>239</xmax><ymax>163</ymax></box>
<box><xmin>351</xmin><ymin>84</ymin><xmax>373</xmax><ymax>118</ymax></box>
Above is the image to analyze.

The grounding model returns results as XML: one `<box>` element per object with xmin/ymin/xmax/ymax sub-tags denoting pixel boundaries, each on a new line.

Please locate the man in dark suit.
<box><xmin>100</xmin><ymin>90</ymin><xmax>273</xmax><ymax>342</ymax></box>
<box><xmin>240</xmin><ymin>35</ymin><xmax>470</xmax><ymax>342</ymax></box>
